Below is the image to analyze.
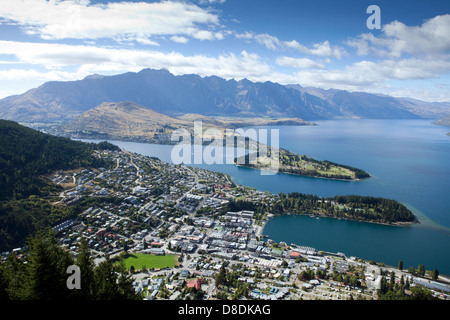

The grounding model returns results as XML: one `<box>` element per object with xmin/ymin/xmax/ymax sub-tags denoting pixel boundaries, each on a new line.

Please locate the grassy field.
<box><xmin>123</xmin><ymin>253</ymin><xmax>179</xmax><ymax>271</ymax></box>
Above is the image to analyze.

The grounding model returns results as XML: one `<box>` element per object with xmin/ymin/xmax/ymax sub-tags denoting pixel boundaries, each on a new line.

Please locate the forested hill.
<box><xmin>279</xmin><ymin>193</ymin><xmax>417</xmax><ymax>224</ymax></box>
<box><xmin>223</xmin><ymin>193</ymin><xmax>417</xmax><ymax>224</ymax></box>
<box><xmin>0</xmin><ymin>119</ymin><xmax>118</xmax><ymax>201</ymax></box>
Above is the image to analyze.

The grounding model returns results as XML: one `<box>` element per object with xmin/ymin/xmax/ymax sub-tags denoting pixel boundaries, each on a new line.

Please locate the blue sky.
<box><xmin>0</xmin><ymin>0</ymin><xmax>449</xmax><ymax>102</ymax></box>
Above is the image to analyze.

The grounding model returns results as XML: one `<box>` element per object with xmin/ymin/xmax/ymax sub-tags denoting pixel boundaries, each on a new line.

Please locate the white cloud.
<box><xmin>0</xmin><ymin>0</ymin><xmax>221</xmax><ymax>43</ymax></box>
<box><xmin>284</xmin><ymin>56</ymin><xmax>450</xmax><ymax>97</ymax></box>
<box><xmin>276</xmin><ymin>56</ymin><xmax>325</xmax><ymax>69</ymax></box>
<box><xmin>198</xmin><ymin>0</ymin><xmax>226</xmax><ymax>4</ymax></box>
<box><xmin>0</xmin><ymin>40</ymin><xmax>272</xmax><ymax>82</ymax></box>
<box><xmin>191</xmin><ymin>29</ymin><xmax>223</xmax><ymax>41</ymax></box>
<box><xmin>236</xmin><ymin>32</ymin><xmax>346</xmax><ymax>59</ymax></box>
<box><xmin>170</xmin><ymin>36</ymin><xmax>189</xmax><ymax>44</ymax></box>
<box><xmin>234</xmin><ymin>32</ymin><xmax>253</xmax><ymax>40</ymax></box>
<box><xmin>253</xmin><ymin>33</ymin><xmax>281</xmax><ymax>51</ymax></box>
<box><xmin>286</xmin><ymin>40</ymin><xmax>346</xmax><ymax>59</ymax></box>
<box><xmin>347</xmin><ymin>14</ymin><xmax>450</xmax><ymax>57</ymax></box>
<box><xmin>0</xmin><ymin>68</ymin><xmax>80</xmax><ymax>82</ymax></box>
<box><xmin>135</xmin><ymin>38</ymin><xmax>160</xmax><ymax>46</ymax></box>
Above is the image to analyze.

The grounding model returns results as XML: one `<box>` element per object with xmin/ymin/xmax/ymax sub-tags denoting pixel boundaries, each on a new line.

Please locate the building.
<box><xmin>186</xmin><ymin>278</ymin><xmax>202</xmax><ymax>290</ymax></box>
<box><xmin>133</xmin><ymin>186</ymin><xmax>148</xmax><ymax>194</ymax></box>
<box><xmin>146</xmin><ymin>248</ymin><xmax>165</xmax><ymax>255</ymax></box>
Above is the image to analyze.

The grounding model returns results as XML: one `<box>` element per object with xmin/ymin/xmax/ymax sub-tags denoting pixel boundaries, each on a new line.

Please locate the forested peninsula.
<box><xmin>235</xmin><ymin>148</ymin><xmax>371</xmax><ymax>181</ymax></box>
<box><xmin>224</xmin><ymin>192</ymin><xmax>417</xmax><ymax>225</ymax></box>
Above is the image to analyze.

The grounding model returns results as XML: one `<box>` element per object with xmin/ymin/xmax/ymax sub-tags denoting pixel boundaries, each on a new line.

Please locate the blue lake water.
<box><xmin>85</xmin><ymin>119</ymin><xmax>450</xmax><ymax>275</ymax></box>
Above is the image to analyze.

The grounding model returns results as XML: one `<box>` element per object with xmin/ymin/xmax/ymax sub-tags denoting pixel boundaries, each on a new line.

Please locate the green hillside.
<box><xmin>0</xmin><ymin>120</ymin><xmax>117</xmax><ymax>201</ymax></box>
<box><xmin>0</xmin><ymin>120</ymin><xmax>118</xmax><ymax>250</ymax></box>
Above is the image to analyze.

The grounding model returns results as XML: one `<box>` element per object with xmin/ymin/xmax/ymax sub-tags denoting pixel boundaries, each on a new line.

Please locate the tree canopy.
<box><xmin>0</xmin><ymin>229</ymin><xmax>140</xmax><ymax>300</ymax></box>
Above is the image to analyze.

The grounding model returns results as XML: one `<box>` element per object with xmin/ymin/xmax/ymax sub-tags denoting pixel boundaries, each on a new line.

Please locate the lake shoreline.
<box><xmin>75</xmin><ymin>118</ymin><xmax>450</xmax><ymax>276</ymax></box>
<box><xmin>235</xmin><ymin>163</ymin><xmax>370</xmax><ymax>182</ymax></box>
<box><xmin>258</xmin><ymin>211</ymin><xmax>418</xmax><ymax>239</ymax></box>
<box><xmin>71</xmin><ymin>133</ymin><xmax>370</xmax><ymax>182</ymax></box>
<box><xmin>76</xmin><ymin>137</ymin><xmax>417</xmax><ymax>228</ymax></box>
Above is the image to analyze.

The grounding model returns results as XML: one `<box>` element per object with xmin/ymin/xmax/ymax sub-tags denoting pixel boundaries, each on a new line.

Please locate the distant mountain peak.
<box><xmin>0</xmin><ymin>68</ymin><xmax>449</xmax><ymax>124</ymax></box>
<box><xmin>83</xmin><ymin>74</ymin><xmax>104</xmax><ymax>80</ymax></box>
<box><xmin>138</xmin><ymin>68</ymin><xmax>172</xmax><ymax>76</ymax></box>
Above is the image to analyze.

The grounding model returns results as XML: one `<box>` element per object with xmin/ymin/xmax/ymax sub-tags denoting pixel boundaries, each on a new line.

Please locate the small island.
<box><xmin>234</xmin><ymin>147</ymin><xmax>370</xmax><ymax>181</ymax></box>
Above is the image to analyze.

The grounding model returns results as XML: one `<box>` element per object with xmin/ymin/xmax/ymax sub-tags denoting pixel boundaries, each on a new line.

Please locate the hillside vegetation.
<box><xmin>0</xmin><ymin>120</ymin><xmax>118</xmax><ymax>250</ymax></box>
<box><xmin>0</xmin><ymin>120</ymin><xmax>117</xmax><ymax>201</ymax></box>
<box><xmin>235</xmin><ymin>148</ymin><xmax>370</xmax><ymax>180</ymax></box>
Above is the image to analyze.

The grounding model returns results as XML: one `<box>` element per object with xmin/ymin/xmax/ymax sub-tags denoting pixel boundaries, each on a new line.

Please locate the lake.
<box><xmin>85</xmin><ymin>119</ymin><xmax>450</xmax><ymax>275</ymax></box>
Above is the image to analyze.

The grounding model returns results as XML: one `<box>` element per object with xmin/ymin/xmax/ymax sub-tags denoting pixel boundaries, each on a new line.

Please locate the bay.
<box><xmin>83</xmin><ymin>119</ymin><xmax>450</xmax><ymax>275</ymax></box>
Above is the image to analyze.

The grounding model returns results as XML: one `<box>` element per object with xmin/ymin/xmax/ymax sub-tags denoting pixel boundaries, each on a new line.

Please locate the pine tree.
<box><xmin>75</xmin><ymin>237</ymin><xmax>95</xmax><ymax>299</ymax></box>
<box><xmin>93</xmin><ymin>255</ymin><xmax>118</xmax><ymax>299</ymax></box>
<box><xmin>1</xmin><ymin>252</ymin><xmax>26</xmax><ymax>299</ymax></box>
<box><xmin>24</xmin><ymin>229</ymin><xmax>74</xmax><ymax>300</ymax></box>
<box><xmin>432</xmin><ymin>268</ymin><xmax>439</xmax><ymax>281</ymax></box>
<box><xmin>417</xmin><ymin>264</ymin><xmax>425</xmax><ymax>277</ymax></box>
<box><xmin>0</xmin><ymin>231</ymin><xmax>141</xmax><ymax>300</ymax></box>
<box><xmin>389</xmin><ymin>271</ymin><xmax>395</xmax><ymax>291</ymax></box>
<box><xmin>0</xmin><ymin>264</ymin><xmax>9</xmax><ymax>300</ymax></box>
<box><xmin>116</xmin><ymin>260</ymin><xmax>140</xmax><ymax>300</ymax></box>
<box><xmin>215</xmin><ymin>264</ymin><xmax>227</xmax><ymax>287</ymax></box>
<box><xmin>379</xmin><ymin>275</ymin><xmax>387</xmax><ymax>295</ymax></box>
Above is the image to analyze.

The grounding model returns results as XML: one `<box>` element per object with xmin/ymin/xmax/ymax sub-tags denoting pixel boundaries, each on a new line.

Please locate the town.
<box><xmin>5</xmin><ymin>148</ymin><xmax>449</xmax><ymax>301</ymax></box>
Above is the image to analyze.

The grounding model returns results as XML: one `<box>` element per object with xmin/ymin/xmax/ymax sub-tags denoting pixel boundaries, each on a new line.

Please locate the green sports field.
<box><xmin>123</xmin><ymin>253</ymin><xmax>179</xmax><ymax>270</ymax></box>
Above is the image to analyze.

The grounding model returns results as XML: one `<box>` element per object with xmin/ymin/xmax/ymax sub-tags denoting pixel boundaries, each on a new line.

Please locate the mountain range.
<box><xmin>0</xmin><ymin>68</ymin><xmax>449</xmax><ymax>124</ymax></box>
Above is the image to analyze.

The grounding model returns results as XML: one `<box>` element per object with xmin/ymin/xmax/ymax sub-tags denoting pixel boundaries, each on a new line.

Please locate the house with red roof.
<box><xmin>186</xmin><ymin>278</ymin><xmax>202</xmax><ymax>290</ymax></box>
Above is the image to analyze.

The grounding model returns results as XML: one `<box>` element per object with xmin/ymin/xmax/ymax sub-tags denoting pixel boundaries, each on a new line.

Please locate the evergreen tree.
<box><xmin>75</xmin><ymin>237</ymin><xmax>95</xmax><ymax>299</ymax></box>
<box><xmin>417</xmin><ymin>264</ymin><xmax>425</xmax><ymax>277</ymax></box>
<box><xmin>379</xmin><ymin>275</ymin><xmax>387</xmax><ymax>295</ymax></box>
<box><xmin>93</xmin><ymin>255</ymin><xmax>117</xmax><ymax>299</ymax></box>
<box><xmin>405</xmin><ymin>278</ymin><xmax>410</xmax><ymax>290</ymax></box>
<box><xmin>1</xmin><ymin>252</ymin><xmax>28</xmax><ymax>299</ymax></box>
<box><xmin>0</xmin><ymin>231</ymin><xmax>141</xmax><ymax>300</ymax></box>
<box><xmin>23</xmin><ymin>229</ymin><xmax>74</xmax><ymax>300</ymax></box>
<box><xmin>215</xmin><ymin>264</ymin><xmax>227</xmax><ymax>287</ymax></box>
<box><xmin>432</xmin><ymin>268</ymin><xmax>439</xmax><ymax>281</ymax></box>
<box><xmin>407</xmin><ymin>266</ymin><xmax>416</xmax><ymax>275</ymax></box>
<box><xmin>389</xmin><ymin>271</ymin><xmax>395</xmax><ymax>291</ymax></box>
<box><xmin>115</xmin><ymin>260</ymin><xmax>140</xmax><ymax>300</ymax></box>
<box><xmin>0</xmin><ymin>264</ymin><xmax>9</xmax><ymax>300</ymax></box>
